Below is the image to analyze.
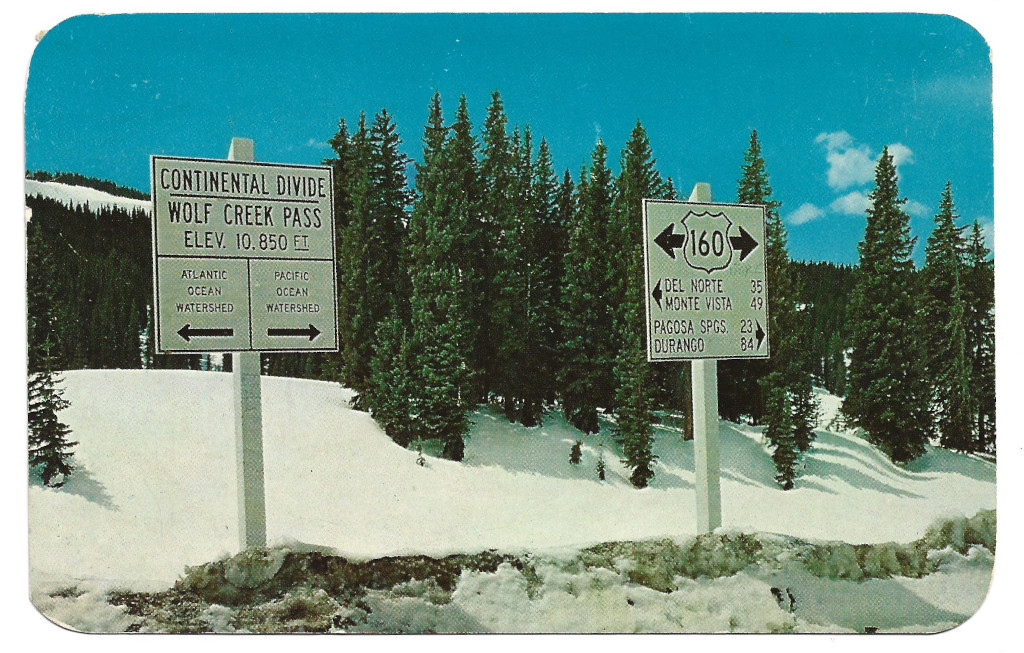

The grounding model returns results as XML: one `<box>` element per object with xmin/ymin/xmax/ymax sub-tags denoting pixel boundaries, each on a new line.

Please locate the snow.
<box><xmin>25</xmin><ymin>179</ymin><xmax>150</xmax><ymax>215</ymax></box>
<box><xmin>28</xmin><ymin>370</ymin><xmax>996</xmax><ymax>632</ymax></box>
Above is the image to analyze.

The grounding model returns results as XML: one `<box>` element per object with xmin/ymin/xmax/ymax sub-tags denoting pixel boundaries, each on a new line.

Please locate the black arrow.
<box><xmin>654</xmin><ymin>223</ymin><xmax>686</xmax><ymax>259</ymax></box>
<box><xmin>729</xmin><ymin>226</ymin><xmax>760</xmax><ymax>262</ymax></box>
<box><xmin>651</xmin><ymin>279</ymin><xmax>663</xmax><ymax>309</ymax></box>
<box><xmin>178</xmin><ymin>324</ymin><xmax>234</xmax><ymax>342</ymax></box>
<box><xmin>755</xmin><ymin>320</ymin><xmax>766</xmax><ymax>351</ymax></box>
<box><xmin>267</xmin><ymin>324</ymin><xmax>321</xmax><ymax>341</ymax></box>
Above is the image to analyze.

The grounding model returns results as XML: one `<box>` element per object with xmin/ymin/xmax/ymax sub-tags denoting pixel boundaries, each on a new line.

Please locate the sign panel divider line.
<box><xmin>247</xmin><ymin>258</ymin><xmax>254</xmax><ymax>348</ymax></box>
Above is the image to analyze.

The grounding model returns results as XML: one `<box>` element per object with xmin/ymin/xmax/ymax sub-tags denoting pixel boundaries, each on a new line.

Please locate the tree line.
<box><xmin>26</xmin><ymin>91</ymin><xmax>996</xmax><ymax>489</ymax></box>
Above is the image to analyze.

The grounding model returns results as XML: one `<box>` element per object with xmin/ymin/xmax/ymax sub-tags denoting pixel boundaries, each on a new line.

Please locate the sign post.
<box><xmin>228</xmin><ymin>138</ymin><xmax>267</xmax><ymax>551</ymax></box>
<box><xmin>151</xmin><ymin>138</ymin><xmax>337</xmax><ymax>549</ymax></box>
<box><xmin>642</xmin><ymin>183</ymin><xmax>769</xmax><ymax>533</ymax></box>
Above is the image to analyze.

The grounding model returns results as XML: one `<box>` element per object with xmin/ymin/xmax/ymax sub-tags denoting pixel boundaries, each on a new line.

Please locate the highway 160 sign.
<box><xmin>642</xmin><ymin>199</ymin><xmax>769</xmax><ymax>361</ymax></box>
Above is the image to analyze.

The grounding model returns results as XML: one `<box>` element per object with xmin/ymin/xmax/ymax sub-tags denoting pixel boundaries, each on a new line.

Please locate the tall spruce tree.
<box><xmin>335</xmin><ymin>114</ymin><xmax>373</xmax><ymax>395</ymax></box>
<box><xmin>335</xmin><ymin>110</ymin><xmax>413</xmax><ymax>400</ymax></box>
<box><xmin>366</xmin><ymin>310</ymin><xmax>414</xmax><ymax>447</ymax></box>
<box><xmin>920</xmin><ymin>183</ymin><xmax>973</xmax><ymax>451</ymax></box>
<box><xmin>27</xmin><ymin>225</ymin><xmax>76</xmax><ymax>486</ymax></box>
<box><xmin>475</xmin><ymin>91</ymin><xmax>514</xmax><ymax>403</ymax></box>
<box><xmin>560</xmin><ymin>141</ymin><xmax>615</xmax><ymax>433</ymax></box>
<box><xmin>611</xmin><ymin>121</ymin><xmax>669</xmax><ymax>487</ymax></box>
<box><xmin>529</xmin><ymin>139</ymin><xmax>566</xmax><ymax>414</ymax></box>
<box><xmin>405</xmin><ymin>102</ymin><xmax>477</xmax><ymax>460</ymax></box>
<box><xmin>963</xmin><ymin>221</ymin><xmax>995</xmax><ymax>452</ymax></box>
<box><xmin>732</xmin><ymin>131</ymin><xmax>817</xmax><ymax>485</ymax></box>
<box><xmin>843</xmin><ymin>148</ymin><xmax>930</xmax><ymax>463</ymax></box>
<box><xmin>763</xmin><ymin>375</ymin><xmax>798</xmax><ymax>490</ymax></box>
<box><xmin>445</xmin><ymin>95</ymin><xmax>487</xmax><ymax>402</ymax></box>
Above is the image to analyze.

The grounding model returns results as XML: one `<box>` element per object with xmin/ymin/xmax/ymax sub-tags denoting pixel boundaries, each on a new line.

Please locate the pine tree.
<box><xmin>596</xmin><ymin>445</ymin><xmax>607</xmax><ymax>480</ymax></box>
<box><xmin>610</xmin><ymin>121</ymin><xmax>668</xmax><ymax>488</ymax></box>
<box><xmin>963</xmin><ymin>221</ymin><xmax>995</xmax><ymax>452</ymax></box>
<box><xmin>920</xmin><ymin>183</ymin><xmax>973</xmax><ymax>451</ymax></box>
<box><xmin>405</xmin><ymin>100</ymin><xmax>477</xmax><ymax>461</ymax></box>
<box><xmin>843</xmin><ymin>148</ymin><xmax>930</xmax><ymax>463</ymax></box>
<box><xmin>569</xmin><ymin>440</ymin><xmax>582</xmax><ymax>465</ymax></box>
<box><xmin>335</xmin><ymin>110</ymin><xmax>413</xmax><ymax>400</ymax></box>
<box><xmin>27</xmin><ymin>224</ymin><xmax>76</xmax><ymax>487</ymax></box>
<box><xmin>560</xmin><ymin>141</ymin><xmax>615</xmax><ymax>433</ymax></box>
<box><xmin>763</xmin><ymin>376</ymin><xmax>798</xmax><ymax>490</ymax></box>
<box><xmin>732</xmin><ymin>132</ymin><xmax>818</xmax><ymax>480</ymax></box>
<box><xmin>446</xmin><ymin>95</ymin><xmax>486</xmax><ymax>402</ymax></box>
<box><xmin>529</xmin><ymin>139</ymin><xmax>566</xmax><ymax>413</ymax></box>
<box><xmin>335</xmin><ymin>114</ymin><xmax>373</xmax><ymax>395</ymax></box>
<box><xmin>366</xmin><ymin>310</ymin><xmax>414</xmax><ymax>447</ymax></box>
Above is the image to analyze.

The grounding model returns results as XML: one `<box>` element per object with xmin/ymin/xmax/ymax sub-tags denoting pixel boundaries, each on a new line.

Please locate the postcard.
<box><xmin>24</xmin><ymin>12</ymin><xmax>996</xmax><ymax>634</ymax></box>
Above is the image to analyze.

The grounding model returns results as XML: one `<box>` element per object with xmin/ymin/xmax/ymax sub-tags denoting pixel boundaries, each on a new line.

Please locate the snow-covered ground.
<box><xmin>28</xmin><ymin>370</ymin><xmax>996</xmax><ymax>632</ymax></box>
<box><xmin>25</xmin><ymin>179</ymin><xmax>150</xmax><ymax>214</ymax></box>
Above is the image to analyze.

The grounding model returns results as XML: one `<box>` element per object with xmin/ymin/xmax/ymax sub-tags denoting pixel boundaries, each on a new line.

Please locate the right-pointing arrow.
<box><xmin>267</xmin><ymin>324</ymin><xmax>321</xmax><ymax>342</ymax></box>
<box><xmin>729</xmin><ymin>226</ymin><xmax>760</xmax><ymax>262</ymax></box>
<box><xmin>755</xmin><ymin>320</ymin><xmax>766</xmax><ymax>350</ymax></box>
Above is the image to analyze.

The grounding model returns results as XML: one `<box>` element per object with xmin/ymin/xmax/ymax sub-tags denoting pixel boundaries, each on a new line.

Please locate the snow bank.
<box><xmin>29</xmin><ymin>370</ymin><xmax>995</xmax><ymax>593</ymax></box>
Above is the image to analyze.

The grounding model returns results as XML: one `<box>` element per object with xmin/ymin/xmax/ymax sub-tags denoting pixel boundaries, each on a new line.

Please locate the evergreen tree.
<box><xmin>335</xmin><ymin>110</ymin><xmax>413</xmax><ymax>399</ymax></box>
<box><xmin>920</xmin><ymin>183</ymin><xmax>973</xmax><ymax>451</ymax></box>
<box><xmin>28</xmin><ymin>366</ymin><xmax>76</xmax><ymax>487</ymax></box>
<box><xmin>446</xmin><ymin>95</ymin><xmax>486</xmax><ymax>402</ymax></box>
<box><xmin>610</xmin><ymin>121</ymin><xmax>668</xmax><ymax>488</ymax></box>
<box><xmin>529</xmin><ymin>139</ymin><xmax>567</xmax><ymax>413</ymax></box>
<box><xmin>763</xmin><ymin>376</ymin><xmax>798</xmax><ymax>490</ymax></box>
<box><xmin>560</xmin><ymin>141</ymin><xmax>615</xmax><ymax>433</ymax></box>
<box><xmin>27</xmin><ymin>225</ymin><xmax>76</xmax><ymax>487</ymax></box>
<box><xmin>843</xmin><ymin>148</ymin><xmax>930</xmax><ymax>463</ymax></box>
<box><xmin>405</xmin><ymin>100</ymin><xmax>477</xmax><ymax>460</ymax></box>
<box><xmin>963</xmin><ymin>221</ymin><xmax>995</xmax><ymax>451</ymax></box>
<box><xmin>569</xmin><ymin>440</ymin><xmax>582</xmax><ymax>465</ymax></box>
<box><xmin>366</xmin><ymin>310</ymin><xmax>414</xmax><ymax>447</ymax></box>
<box><xmin>596</xmin><ymin>445</ymin><xmax>607</xmax><ymax>480</ymax></box>
<box><xmin>731</xmin><ymin>131</ymin><xmax>818</xmax><ymax>479</ymax></box>
<box><xmin>335</xmin><ymin>114</ymin><xmax>373</xmax><ymax>395</ymax></box>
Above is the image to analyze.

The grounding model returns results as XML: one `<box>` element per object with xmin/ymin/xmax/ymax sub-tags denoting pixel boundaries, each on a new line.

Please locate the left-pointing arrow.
<box><xmin>651</xmin><ymin>279</ymin><xmax>663</xmax><ymax>309</ymax></box>
<box><xmin>654</xmin><ymin>223</ymin><xmax>687</xmax><ymax>259</ymax></box>
<box><xmin>178</xmin><ymin>324</ymin><xmax>234</xmax><ymax>342</ymax></box>
<box><xmin>267</xmin><ymin>324</ymin><xmax>321</xmax><ymax>342</ymax></box>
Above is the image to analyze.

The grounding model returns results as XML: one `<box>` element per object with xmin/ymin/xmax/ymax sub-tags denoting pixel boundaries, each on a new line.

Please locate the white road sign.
<box><xmin>642</xmin><ymin>199</ymin><xmax>769</xmax><ymax>361</ymax></box>
<box><xmin>151</xmin><ymin>156</ymin><xmax>338</xmax><ymax>353</ymax></box>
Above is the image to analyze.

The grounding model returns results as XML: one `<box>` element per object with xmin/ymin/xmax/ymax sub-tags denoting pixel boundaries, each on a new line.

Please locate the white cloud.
<box><xmin>887</xmin><ymin>143</ymin><xmax>915</xmax><ymax>168</ymax></box>
<box><xmin>816</xmin><ymin>131</ymin><xmax>875</xmax><ymax>191</ymax></box>
<box><xmin>786</xmin><ymin>203</ymin><xmax>825</xmax><ymax>226</ymax></box>
<box><xmin>830</xmin><ymin>191</ymin><xmax>872</xmax><ymax>216</ymax></box>
<box><xmin>306</xmin><ymin>138</ymin><xmax>330</xmax><ymax>149</ymax></box>
<box><xmin>905</xmin><ymin>199</ymin><xmax>930</xmax><ymax>217</ymax></box>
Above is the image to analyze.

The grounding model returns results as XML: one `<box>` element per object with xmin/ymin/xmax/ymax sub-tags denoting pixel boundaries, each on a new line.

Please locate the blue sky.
<box><xmin>25</xmin><ymin>13</ymin><xmax>992</xmax><ymax>264</ymax></box>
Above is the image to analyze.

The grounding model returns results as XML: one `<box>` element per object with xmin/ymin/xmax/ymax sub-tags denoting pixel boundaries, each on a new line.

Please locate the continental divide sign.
<box><xmin>642</xmin><ymin>199</ymin><xmax>770</xmax><ymax>361</ymax></box>
<box><xmin>151</xmin><ymin>156</ymin><xmax>338</xmax><ymax>353</ymax></box>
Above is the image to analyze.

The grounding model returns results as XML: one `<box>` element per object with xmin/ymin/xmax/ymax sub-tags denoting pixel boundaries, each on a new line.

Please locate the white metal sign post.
<box><xmin>642</xmin><ymin>183</ymin><xmax>769</xmax><ymax>533</ymax></box>
<box><xmin>151</xmin><ymin>138</ymin><xmax>337</xmax><ymax>549</ymax></box>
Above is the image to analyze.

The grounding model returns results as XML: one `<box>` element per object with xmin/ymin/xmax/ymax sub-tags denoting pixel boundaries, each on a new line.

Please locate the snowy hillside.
<box><xmin>25</xmin><ymin>179</ymin><xmax>150</xmax><ymax>214</ymax></box>
<box><xmin>28</xmin><ymin>370</ymin><xmax>995</xmax><ymax>632</ymax></box>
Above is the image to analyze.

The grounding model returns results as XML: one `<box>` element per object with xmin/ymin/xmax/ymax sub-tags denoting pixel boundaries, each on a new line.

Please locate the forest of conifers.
<box><xmin>26</xmin><ymin>90</ymin><xmax>995</xmax><ymax>491</ymax></box>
